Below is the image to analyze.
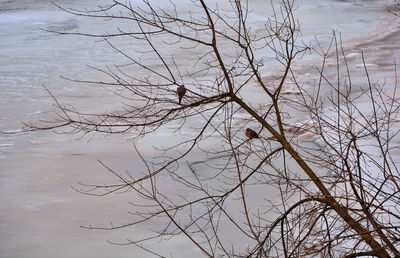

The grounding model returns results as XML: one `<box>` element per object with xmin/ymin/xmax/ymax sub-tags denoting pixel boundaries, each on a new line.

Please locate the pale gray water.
<box><xmin>0</xmin><ymin>0</ymin><xmax>399</xmax><ymax>257</ymax></box>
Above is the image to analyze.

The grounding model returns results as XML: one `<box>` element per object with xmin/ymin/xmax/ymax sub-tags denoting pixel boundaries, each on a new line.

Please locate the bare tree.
<box><xmin>27</xmin><ymin>0</ymin><xmax>400</xmax><ymax>257</ymax></box>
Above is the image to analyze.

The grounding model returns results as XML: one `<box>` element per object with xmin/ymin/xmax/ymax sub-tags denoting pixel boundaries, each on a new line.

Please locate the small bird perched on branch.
<box><xmin>245</xmin><ymin>128</ymin><xmax>259</xmax><ymax>139</ymax></box>
<box><xmin>177</xmin><ymin>85</ymin><xmax>186</xmax><ymax>104</ymax></box>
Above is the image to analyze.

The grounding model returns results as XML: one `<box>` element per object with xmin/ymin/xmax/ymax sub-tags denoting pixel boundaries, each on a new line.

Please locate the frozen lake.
<box><xmin>0</xmin><ymin>0</ymin><xmax>399</xmax><ymax>257</ymax></box>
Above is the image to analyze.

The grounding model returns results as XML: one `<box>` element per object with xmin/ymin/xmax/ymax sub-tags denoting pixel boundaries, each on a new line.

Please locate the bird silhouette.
<box><xmin>245</xmin><ymin>128</ymin><xmax>259</xmax><ymax>139</ymax></box>
<box><xmin>177</xmin><ymin>85</ymin><xmax>186</xmax><ymax>104</ymax></box>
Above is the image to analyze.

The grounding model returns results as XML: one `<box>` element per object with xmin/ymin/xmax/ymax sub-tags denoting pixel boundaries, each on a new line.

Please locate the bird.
<box><xmin>177</xmin><ymin>85</ymin><xmax>186</xmax><ymax>104</ymax></box>
<box><xmin>245</xmin><ymin>128</ymin><xmax>259</xmax><ymax>139</ymax></box>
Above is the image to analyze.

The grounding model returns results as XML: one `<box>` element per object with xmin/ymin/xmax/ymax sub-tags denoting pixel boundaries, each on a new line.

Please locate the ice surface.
<box><xmin>0</xmin><ymin>0</ymin><xmax>399</xmax><ymax>257</ymax></box>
